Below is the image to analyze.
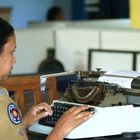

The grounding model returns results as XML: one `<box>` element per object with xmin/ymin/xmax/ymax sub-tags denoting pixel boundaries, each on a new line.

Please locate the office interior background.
<box><xmin>0</xmin><ymin>0</ymin><xmax>139</xmax><ymax>75</ymax></box>
<box><xmin>0</xmin><ymin>0</ymin><xmax>129</xmax><ymax>29</ymax></box>
<box><xmin>1</xmin><ymin>1</ymin><xmax>140</xmax><ymax>139</ymax></box>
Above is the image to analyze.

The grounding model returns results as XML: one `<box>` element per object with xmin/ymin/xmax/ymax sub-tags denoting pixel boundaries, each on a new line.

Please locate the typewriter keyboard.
<box><xmin>39</xmin><ymin>100</ymin><xmax>95</xmax><ymax>127</ymax></box>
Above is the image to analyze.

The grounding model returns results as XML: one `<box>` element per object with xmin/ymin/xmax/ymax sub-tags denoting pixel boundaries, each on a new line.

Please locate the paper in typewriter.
<box><xmin>98</xmin><ymin>70</ymin><xmax>140</xmax><ymax>89</ymax></box>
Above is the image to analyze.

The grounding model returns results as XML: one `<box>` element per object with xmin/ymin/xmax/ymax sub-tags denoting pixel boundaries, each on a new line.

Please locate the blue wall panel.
<box><xmin>0</xmin><ymin>0</ymin><xmax>72</xmax><ymax>29</ymax></box>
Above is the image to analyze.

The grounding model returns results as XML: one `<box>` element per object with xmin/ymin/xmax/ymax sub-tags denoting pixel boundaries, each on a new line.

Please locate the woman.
<box><xmin>0</xmin><ymin>18</ymin><xmax>93</xmax><ymax>140</ymax></box>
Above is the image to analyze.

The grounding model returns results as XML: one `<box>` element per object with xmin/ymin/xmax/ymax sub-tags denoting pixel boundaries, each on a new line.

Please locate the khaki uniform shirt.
<box><xmin>0</xmin><ymin>88</ymin><xmax>28</xmax><ymax>140</ymax></box>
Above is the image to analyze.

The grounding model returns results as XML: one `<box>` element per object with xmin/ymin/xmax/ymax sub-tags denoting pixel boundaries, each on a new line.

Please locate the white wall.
<box><xmin>55</xmin><ymin>28</ymin><xmax>99</xmax><ymax>71</ymax></box>
<box><xmin>12</xmin><ymin>20</ymin><xmax>140</xmax><ymax>74</ymax></box>
<box><xmin>55</xmin><ymin>27</ymin><xmax>140</xmax><ymax>72</ymax></box>
<box><xmin>69</xmin><ymin>19</ymin><xmax>131</xmax><ymax>29</ymax></box>
<box><xmin>101</xmin><ymin>30</ymin><xmax>140</xmax><ymax>51</ymax></box>
<box><xmin>12</xmin><ymin>27</ymin><xmax>55</xmax><ymax>74</ymax></box>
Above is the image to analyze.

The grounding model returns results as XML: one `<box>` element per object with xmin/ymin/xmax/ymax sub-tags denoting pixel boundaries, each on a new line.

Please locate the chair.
<box><xmin>0</xmin><ymin>74</ymin><xmax>57</xmax><ymax>116</ymax></box>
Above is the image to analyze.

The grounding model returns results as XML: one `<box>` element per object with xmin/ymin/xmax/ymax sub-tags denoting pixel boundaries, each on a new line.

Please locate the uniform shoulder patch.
<box><xmin>7</xmin><ymin>103</ymin><xmax>22</xmax><ymax>125</ymax></box>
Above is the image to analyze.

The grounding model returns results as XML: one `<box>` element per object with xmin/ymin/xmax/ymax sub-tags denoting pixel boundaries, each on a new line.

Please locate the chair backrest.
<box><xmin>0</xmin><ymin>74</ymin><xmax>57</xmax><ymax>116</ymax></box>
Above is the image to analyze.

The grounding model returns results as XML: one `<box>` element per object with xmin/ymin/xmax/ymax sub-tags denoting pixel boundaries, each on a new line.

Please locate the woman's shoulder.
<box><xmin>0</xmin><ymin>87</ymin><xmax>9</xmax><ymax>96</ymax></box>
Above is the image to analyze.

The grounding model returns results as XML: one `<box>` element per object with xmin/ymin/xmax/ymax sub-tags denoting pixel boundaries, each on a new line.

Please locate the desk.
<box><xmin>27</xmin><ymin>130</ymin><xmax>132</xmax><ymax>140</ymax></box>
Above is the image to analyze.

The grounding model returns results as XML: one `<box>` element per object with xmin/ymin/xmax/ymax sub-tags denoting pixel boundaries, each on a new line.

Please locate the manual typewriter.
<box><xmin>59</xmin><ymin>69</ymin><xmax>140</xmax><ymax>107</ymax></box>
<box><xmin>29</xmin><ymin>69</ymin><xmax>140</xmax><ymax>139</ymax></box>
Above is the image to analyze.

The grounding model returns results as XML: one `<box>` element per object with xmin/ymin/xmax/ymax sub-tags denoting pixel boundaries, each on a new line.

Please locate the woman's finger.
<box><xmin>33</xmin><ymin>103</ymin><xmax>53</xmax><ymax>115</ymax></box>
<box><xmin>75</xmin><ymin>111</ymin><xmax>93</xmax><ymax>121</ymax></box>
<box><xmin>36</xmin><ymin>111</ymin><xmax>50</xmax><ymax>120</ymax></box>
<box><xmin>68</xmin><ymin>105</ymin><xmax>91</xmax><ymax>115</ymax></box>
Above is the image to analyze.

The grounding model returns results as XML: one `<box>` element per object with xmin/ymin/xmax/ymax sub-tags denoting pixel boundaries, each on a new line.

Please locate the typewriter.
<box><xmin>29</xmin><ymin>69</ymin><xmax>140</xmax><ymax>139</ymax></box>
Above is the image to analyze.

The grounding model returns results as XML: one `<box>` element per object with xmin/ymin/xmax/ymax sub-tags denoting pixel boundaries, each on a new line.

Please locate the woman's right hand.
<box><xmin>47</xmin><ymin>105</ymin><xmax>93</xmax><ymax>140</ymax></box>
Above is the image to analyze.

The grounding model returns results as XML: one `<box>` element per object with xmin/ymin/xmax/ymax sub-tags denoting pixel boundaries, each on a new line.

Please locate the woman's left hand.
<box><xmin>22</xmin><ymin>102</ymin><xmax>52</xmax><ymax>128</ymax></box>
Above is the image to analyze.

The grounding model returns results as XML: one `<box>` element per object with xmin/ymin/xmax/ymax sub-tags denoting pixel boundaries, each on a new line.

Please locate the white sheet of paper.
<box><xmin>98</xmin><ymin>70</ymin><xmax>140</xmax><ymax>88</ymax></box>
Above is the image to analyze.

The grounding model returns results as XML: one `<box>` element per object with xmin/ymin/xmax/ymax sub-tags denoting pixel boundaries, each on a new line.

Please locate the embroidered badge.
<box><xmin>7</xmin><ymin>103</ymin><xmax>21</xmax><ymax>124</ymax></box>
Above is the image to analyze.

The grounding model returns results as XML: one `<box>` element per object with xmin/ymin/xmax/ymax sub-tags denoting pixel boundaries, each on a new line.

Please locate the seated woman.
<box><xmin>0</xmin><ymin>18</ymin><xmax>93</xmax><ymax>140</ymax></box>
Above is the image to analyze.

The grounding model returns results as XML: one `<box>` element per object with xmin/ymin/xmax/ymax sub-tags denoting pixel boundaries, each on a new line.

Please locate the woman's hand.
<box><xmin>22</xmin><ymin>103</ymin><xmax>52</xmax><ymax>128</ymax></box>
<box><xmin>47</xmin><ymin>105</ymin><xmax>93</xmax><ymax>140</ymax></box>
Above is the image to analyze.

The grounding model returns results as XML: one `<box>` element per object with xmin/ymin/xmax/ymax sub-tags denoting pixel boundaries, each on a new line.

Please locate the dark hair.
<box><xmin>0</xmin><ymin>18</ymin><xmax>14</xmax><ymax>53</ymax></box>
<box><xmin>47</xmin><ymin>6</ymin><xmax>63</xmax><ymax>20</ymax></box>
